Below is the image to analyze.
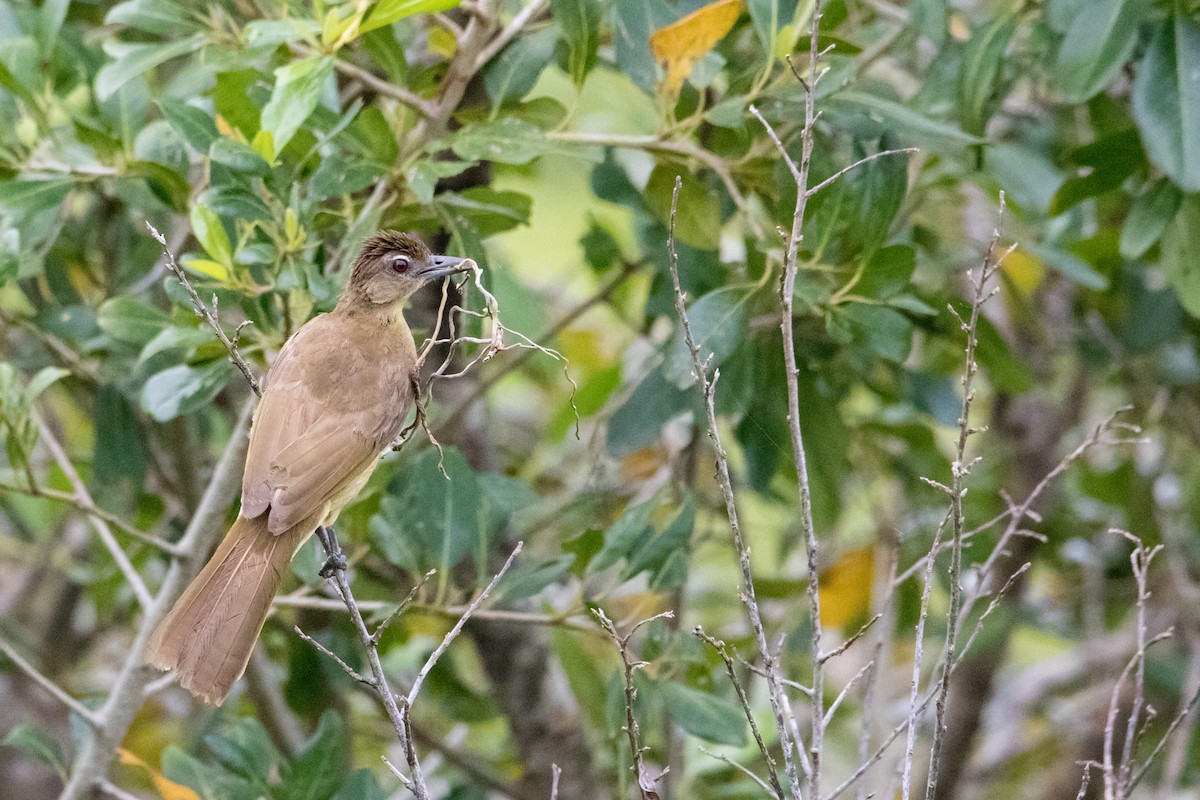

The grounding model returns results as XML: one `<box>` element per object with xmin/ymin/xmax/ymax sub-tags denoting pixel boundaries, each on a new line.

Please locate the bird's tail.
<box><xmin>144</xmin><ymin>514</ymin><xmax>307</xmax><ymax>705</ymax></box>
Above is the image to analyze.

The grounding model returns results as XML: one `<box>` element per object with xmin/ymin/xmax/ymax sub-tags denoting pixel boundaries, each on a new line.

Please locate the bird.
<box><xmin>144</xmin><ymin>230</ymin><xmax>470</xmax><ymax>705</ymax></box>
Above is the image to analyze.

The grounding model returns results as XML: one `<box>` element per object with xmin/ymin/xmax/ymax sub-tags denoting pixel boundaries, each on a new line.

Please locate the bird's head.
<box><xmin>342</xmin><ymin>231</ymin><xmax>471</xmax><ymax>309</ymax></box>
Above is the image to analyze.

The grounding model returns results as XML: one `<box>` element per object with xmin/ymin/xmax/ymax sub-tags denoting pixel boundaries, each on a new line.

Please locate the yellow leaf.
<box><xmin>650</xmin><ymin>0</ymin><xmax>743</xmax><ymax>93</ymax></box>
<box><xmin>1001</xmin><ymin>247</ymin><xmax>1045</xmax><ymax>297</ymax></box>
<box><xmin>116</xmin><ymin>748</ymin><xmax>202</xmax><ymax>800</ymax></box>
<box><xmin>252</xmin><ymin>129</ymin><xmax>276</xmax><ymax>164</ymax></box>
<box><xmin>818</xmin><ymin>545</ymin><xmax>874</xmax><ymax>629</ymax></box>
<box><xmin>180</xmin><ymin>256</ymin><xmax>231</xmax><ymax>282</ymax></box>
<box><xmin>214</xmin><ymin>114</ymin><xmax>245</xmax><ymax>142</ymax></box>
<box><xmin>428</xmin><ymin>25</ymin><xmax>458</xmax><ymax>59</ymax></box>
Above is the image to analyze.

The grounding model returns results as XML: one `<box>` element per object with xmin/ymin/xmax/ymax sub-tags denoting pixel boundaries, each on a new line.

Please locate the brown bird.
<box><xmin>144</xmin><ymin>231</ymin><xmax>469</xmax><ymax>705</ymax></box>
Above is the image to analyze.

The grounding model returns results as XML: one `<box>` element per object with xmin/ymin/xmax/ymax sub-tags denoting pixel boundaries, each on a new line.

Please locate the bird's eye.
<box><xmin>389</xmin><ymin>255</ymin><xmax>410</xmax><ymax>274</ymax></box>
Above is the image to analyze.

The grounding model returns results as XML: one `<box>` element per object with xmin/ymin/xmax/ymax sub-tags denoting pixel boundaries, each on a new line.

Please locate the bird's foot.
<box><xmin>319</xmin><ymin>551</ymin><xmax>347</xmax><ymax>579</ymax></box>
<box><xmin>316</xmin><ymin>526</ymin><xmax>347</xmax><ymax>578</ymax></box>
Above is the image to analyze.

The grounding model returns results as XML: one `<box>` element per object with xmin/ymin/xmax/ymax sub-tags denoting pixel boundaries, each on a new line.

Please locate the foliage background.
<box><xmin>2</xmin><ymin>0</ymin><xmax>1200</xmax><ymax>798</ymax></box>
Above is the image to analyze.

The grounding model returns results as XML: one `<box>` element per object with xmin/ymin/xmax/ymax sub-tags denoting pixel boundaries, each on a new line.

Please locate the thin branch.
<box><xmin>666</xmin><ymin>174</ymin><xmax>803</xmax><ymax>800</ymax></box>
<box><xmin>698</xmin><ymin>746</ymin><xmax>777</xmax><ymax>795</ymax></box>
<box><xmin>545</xmin><ymin>130</ymin><xmax>761</xmax><ymax>238</ymax></box>
<box><xmin>474</xmin><ymin>0</ymin><xmax>549</xmax><ymax>68</ymax></box>
<box><xmin>923</xmin><ymin>193</ymin><xmax>1007</xmax><ymax>800</ymax></box>
<box><xmin>0</xmin><ymin>481</ymin><xmax>182</xmax><ymax>556</ymax></box>
<box><xmin>0</xmin><ymin>636</ymin><xmax>102</xmax><ymax>727</ymax></box>
<box><xmin>820</xmin><ymin>614</ymin><xmax>881</xmax><ymax>664</ymax></box>
<box><xmin>145</xmin><ymin>221</ymin><xmax>262</xmax><ymax>397</ymax></box>
<box><xmin>293</xmin><ymin>625</ymin><xmax>369</xmax><ymax>684</ymax></box>
<box><xmin>405</xmin><ymin>543</ymin><xmax>522</xmax><ymax>705</ymax></box>
<box><xmin>749</xmin><ymin>7</ymin><xmax>829</xmax><ymax>796</ymax></box>
<box><xmin>594</xmin><ymin>608</ymin><xmax>673</xmax><ymax>799</ymax></box>
<box><xmin>60</xmin><ymin>400</ymin><xmax>255</xmax><ymax>800</ymax></box>
<box><xmin>695</xmin><ymin>627</ymin><xmax>785</xmax><ymax>799</ymax></box>
<box><xmin>36</xmin><ymin>418</ymin><xmax>153</xmax><ymax>609</ymax></box>
<box><xmin>804</xmin><ymin>148</ymin><xmax>917</xmax><ymax>199</ymax></box>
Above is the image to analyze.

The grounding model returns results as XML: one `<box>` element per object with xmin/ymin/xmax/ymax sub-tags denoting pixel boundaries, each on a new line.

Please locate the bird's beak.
<box><xmin>420</xmin><ymin>255</ymin><xmax>473</xmax><ymax>281</ymax></box>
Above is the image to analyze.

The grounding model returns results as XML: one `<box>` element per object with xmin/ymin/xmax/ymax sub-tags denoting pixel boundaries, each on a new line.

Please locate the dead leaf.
<box><xmin>116</xmin><ymin>748</ymin><xmax>202</xmax><ymax>800</ymax></box>
<box><xmin>650</xmin><ymin>0</ymin><xmax>743</xmax><ymax>93</ymax></box>
<box><xmin>818</xmin><ymin>545</ymin><xmax>874</xmax><ymax>629</ymax></box>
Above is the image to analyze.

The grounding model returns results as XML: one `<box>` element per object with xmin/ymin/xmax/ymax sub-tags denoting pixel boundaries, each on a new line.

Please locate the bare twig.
<box><xmin>0</xmin><ymin>481</ymin><xmax>182</xmax><ymax>555</ymax></box>
<box><xmin>0</xmin><ymin>636</ymin><xmax>102</xmax><ymax>726</ymax></box>
<box><xmin>666</xmin><ymin>174</ymin><xmax>803</xmax><ymax>800</ymax></box>
<box><xmin>923</xmin><ymin>194</ymin><xmax>1008</xmax><ymax>800</ymax></box>
<box><xmin>305</xmin><ymin>538</ymin><xmax>521</xmax><ymax>799</ymax></box>
<box><xmin>593</xmin><ymin>608</ymin><xmax>673</xmax><ymax>799</ymax></box>
<box><xmin>699</xmin><ymin>746</ymin><xmax>777</xmax><ymax>795</ymax></box>
<box><xmin>748</xmin><ymin>8</ymin><xmax>832</xmax><ymax>796</ymax></box>
<box><xmin>60</xmin><ymin>401</ymin><xmax>255</xmax><ymax>800</ymax></box>
<box><xmin>1104</xmin><ymin>530</ymin><xmax>1166</xmax><ymax>800</ymax></box>
<box><xmin>145</xmin><ymin>221</ymin><xmax>262</xmax><ymax>397</ymax></box>
<box><xmin>405</xmin><ymin>543</ymin><xmax>522</xmax><ymax>705</ymax></box>
<box><xmin>474</xmin><ymin>0</ymin><xmax>549</xmax><ymax>68</ymax></box>
<box><xmin>36</xmin><ymin>418</ymin><xmax>153</xmax><ymax>609</ymax></box>
<box><xmin>695</xmin><ymin>627</ymin><xmax>785</xmax><ymax>799</ymax></box>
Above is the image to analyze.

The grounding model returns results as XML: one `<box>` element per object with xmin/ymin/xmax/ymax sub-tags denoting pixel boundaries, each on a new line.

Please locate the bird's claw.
<box><xmin>319</xmin><ymin>551</ymin><xmax>347</xmax><ymax>578</ymax></box>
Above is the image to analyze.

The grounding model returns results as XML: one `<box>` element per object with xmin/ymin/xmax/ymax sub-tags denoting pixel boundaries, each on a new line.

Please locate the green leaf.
<box><xmin>956</xmin><ymin>15</ymin><xmax>1015</xmax><ymax>136</ymax></box>
<box><xmin>406</xmin><ymin>160</ymin><xmax>472</xmax><ymax>204</ymax></box>
<box><xmin>1120</xmin><ymin>177</ymin><xmax>1183</xmax><ymax>259</ymax></box>
<box><xmin>828</xmin><ymin>303</ymin><xmax>913</xmax><ymax>363</ymax></box>
<box><xmin>97</xmin><ymin>297</ymin><xmax>170</xmax><ymax>346</ymax></box>
<box><xmin>157</xmin><ymin>99</ymin><xmax>218</xmax><ymax>152</ymax></box>
<box><xmin>362</xmin><ymin>0</ymin><xmax>462</xmax><ymax>34</ymax></box>
<box><xmin>1056</xmin><ymin>0</ymin><xmax>1146</xmax><ymax>102</ymax></box>
<box><xmin>333</xmin><ymin>770</ymin><xmax>385</xmax><ymax>800</ymax></box>
<box><xmin>190</xmin><ymin>204</ymin><xmax>233</xmax><ymax>267</ymax></box>
<box><xmin>140</xmin><ymin>362</ymin><xmax>233</xmax><ymax>421</ymax></box>
<box><xmin>552</xmin><ymin>628</ymin><xmax>609</xmax><ymax>729</ymax></box>
<box><xmin>611</xmin><ymin>0</ymin><xmax>674</xmax><ymax>95</ymax></box>
<box><xmin>592</xmin><ymin>499</ymin><xmax>655</xmax><ymax>573</ymax></box>
<box><xmin>644</xmin><ymin>167</ymin><xmax>722</xmax><ymax>250</ymax></box>
<box><xmin>205</xmin><ymin>718</ymin><xmax>278</xmax><ymax>787</ymax></box>
<box><xmin>0</xmin><ymin>179</ymin><xmax>73</xmax><ymax>213</ymax></box>
<box><xmin>245</xmin><ymin>19</ymin><xmax>322</xmax><ymax>48</ymax></box>
<box><xmin>1027</xmin><ymin>244</ymin><xmax>1110</xmax><ymax>290</ymax></box>
<box><xmin>484</xmin><ymin>27</ymin><xmax>558</xmax><ymax>108</ymax></box>
<box><xmin>1051</xmin><ymin>129</ymin><xmax>1145</xmax><ymax>215</ymax></box>
<box><xmin>1162</xmin><ymin>195</ymin><xmax>1200</xmax><ymax>317</ymax></box>
<box><xmin>285</xmin><ymin>710</ymin><xmax>346</xmax><ymax>800</ymax></box>
<box><xmin>661</xmin><ymin>682</ymin><xmax>747</xmax><ymax>746</ymax></box>
<box><xmin>831</xmin><ymin>91</ymin><xmax>984</xmax><ymax>145</ymax></box>
<box><xmin>664</xmin><ymin>286</ymin><xmax>751</xmax><ymax>388</ymax></box>
<box><xmin>38</xmin><ymin>0</ymin><xmax>71</xmax><ymax>56</ymax></box>
<box><xmin>607</xmin><ymin>368</ymin><xmax>696</xmax><ymax>456</ymax></box>
<box><xmin>622</xmin><ymin>495</ymin><xmax>694</xmax><ymax>587</ymax></box>
<box><xmin>849</xmin><ymin>136</ymin><xmax>909</xmax><ymax>256</ymax></box>
<box><xmin>448</xmin><ymin>117</ymin><xmax>554</xmax><ymax>165</ymax></box>
<box><xmin>1131</xmin><ymin>8</ymin><xmax>1200</xmax><ymax>191</ymax></box>
<box><xmin>436</xmin><ymin>188</ymin><xmax>533</xmax><ymax>236</ymax></box>
<box><xmin>91</xmin><ymin>386</ymin><xmax>146</xmax><ymax>507</ymax></box>
<box><xmin>209</xmin><ymin>137</ymin><xmax>271</xmax><ymax>175</ymax></box>
<box><xmin>496</xmin><ymin>555</ymin><xmax>573</xmax><ymax>600</ymax></box>
<box><xmin>856</xmin><ymin>245</ymin><xmax>915</xmax><ymax>299</ymax></box>
<box><xmin>3</xmin><ymin>723</ymin><xmax>67</xmax><ymax>780</ymax></box>
<box><xmin>550</xmin><ymin>0</ymin><xmax>601</xmax><ymax>85</ymax></box>
<box><xmin>260</xmin><ymin>56</ymin><xmax>334</xmax><ymax>155</ymax></box>
<box><xmin>138</xmin><ymin>325</ymin><xmax>213</xmax><ymax>364</ymax></box>
<box><xmin>370</xmin><ymin>448</ymin><xmax>485</xmax><ymax>574</ymax></box>
<box><xmin>748</xmin><ymin>0</ymin><xmax>799</xmax><ymax>59</ymax></box>
<box><xmin>106</xmin><ymin>0</ymin><xmax>198</xmax><ymax>36</ymax></box>
<box><xmin>24</xmin><ymin>367</ymin><xmax>69</xmax><ymax>402</ymax></box>
<box><xmin>95</xmin><ymin>34</ymin><xmax>205</xmax><ymax>100</ymax></box>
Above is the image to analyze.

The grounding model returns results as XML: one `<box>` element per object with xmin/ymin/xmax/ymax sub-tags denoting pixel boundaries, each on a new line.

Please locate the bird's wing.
<box><xmin>240</xmin><ymin>314</ymin><xmax>413</xmax><ymax>533</ymax></box>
